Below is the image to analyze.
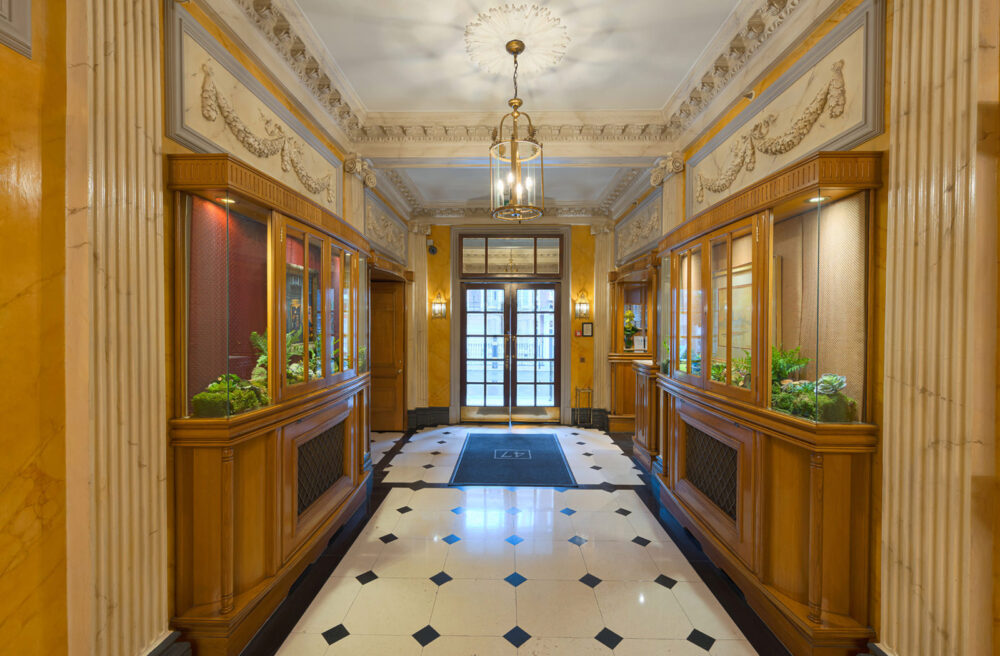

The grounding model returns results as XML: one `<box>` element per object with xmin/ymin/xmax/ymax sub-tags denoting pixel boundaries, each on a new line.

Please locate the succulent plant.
<box><xmin>816</xmin><ymin>373</ymin><xmax>847</xmax><ymax>395</ymax></box>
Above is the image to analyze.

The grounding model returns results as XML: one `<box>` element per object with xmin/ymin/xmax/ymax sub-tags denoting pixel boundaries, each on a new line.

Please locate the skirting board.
<box><xmin>407</xmin><ymin>407</ymin><xmax>450</xmax><ymax>430</ymax></box>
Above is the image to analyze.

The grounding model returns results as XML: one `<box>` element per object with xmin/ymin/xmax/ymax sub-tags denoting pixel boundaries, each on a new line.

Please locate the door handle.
<box><xmin>397</xmin><ymin>369</ymin><xmax>403</xmax><ymax>374</ymax></box>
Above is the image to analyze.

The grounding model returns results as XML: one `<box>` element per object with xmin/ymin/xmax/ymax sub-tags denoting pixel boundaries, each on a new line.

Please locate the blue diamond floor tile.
<box><xmin>442</xmin><ymin>534</ymin><xmax>461</xmax><ymax>544</ymax></box>
<box><xmin>503</xmin><ymin>626</ymin><xmax>532</xmax><ymax>647</ymax></box>
<box><xmin>504</xmin><ymin>572</ymin><xmax>527</xmax><ymax>587</ymax></box>
<box><xmin>568</xmin><ymin>535</ymin><xmax>587</xmax><ymax>546</ymax></box>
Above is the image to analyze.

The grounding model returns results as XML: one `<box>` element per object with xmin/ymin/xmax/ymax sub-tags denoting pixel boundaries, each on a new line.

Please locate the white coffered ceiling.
<box><xmin>294</xmin><ymin>0</ymin><xmax>741</xmax><ymax>114</ymax></box>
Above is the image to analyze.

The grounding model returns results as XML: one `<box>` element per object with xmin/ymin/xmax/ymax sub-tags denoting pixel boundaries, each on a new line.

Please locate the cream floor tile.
<box><xmin>515</xmin><ymin>580</ymin><xmax>604</xmax><ymax>638</ymax></box>
<box><xmin>516</xmin><ymin>636</ymin><xmax>612</xmax><ymax>655</ymax></box>
<box><xmin>643</xmin><ymin>540</ymin><xmax>700</xmax><ymax>581</ymax></box>
<box><xmin>578</xmin><ymin>541</ymin><xmax>660</xmax><ymax>581</ymax></box>
<box><xmin>514</xmin><ymin>538</ymin><xmax>588</xmax><ymax>580</ymax></box>
<box><xmin>570</xmin><ymin>511</ymin><xmax>642</xmax><ymax>541</ymax></box>
<box><xmin>511</xmin><ymin>510</ymin><xmax>576</xmax><ymax>540</ymax></box>
<box><xmin>557</xmin><ymin>490</ymin><xmax>619</xmax><ymax>512</ymax></box>
<box><xmin>710</xmin><ymin>639</ymin><xmax>759</xmax><ymax>655</ymax></box>
<box><xmin>613</xmin><ymin>639</ymin><xmax>721</xmax><ymax>656</ymax></box>
<box><xmin>608</xmin><ymin>490</ymin><xmax>652</xmax><ymax>514</ymax></box>
<box><xmin>342</xmin><ymin>578</ymin><xmax>437</xmax><ymax>635</ymax></box>
<box><xmin>274</xmin><ymin>631</ymin><xmax>328</xmax><ymax>656</ymax></box>
<box><xmin>292</xmin><ymin>577</ymin><xmax>362</xmax><ymax>633</ymax></box>
<box><xmin>444</xmin><ymin>538</ymin><xmax>516</xmax><ymax>579</ymax></box>
<box><xmin>392</xmin><ymin>510</ymin><xmax>466</xmax><ymax>540</ymax></box>
<box><xmin>422</xmin><ymin>636</ymin><xmax>517</xmax><ymax>656</ymax></box>
<box><xmin>372</xmin><ymin>537</ymin><xmax>450</xmax><ymax>578</ymax></box>
<box><xmin>592</xmin><ymin>580</ymin><xmax>693</xmax><ymax>640</ymax></box>
<box><xmin>388</xmin><ymin>452</ymin><xmax>435</xmax><ymax>467</ymax></box>
<box><xmin>508</xmin><ymin>488</ymin><xmax>562</xmax><ymax>512</ymax></box>
<box><xmin>672</xmin><ymin>581</ymin><xmax>745</xmax><ymax>640</ymax></box>
<box><xmin>430</xmin><ymin>579</ymin><xmax>517</xmax><ymax>635</ymax></box>
<box><xmin>449</xmin><ymin>510</ymin><xmax>519</xmax><ymax>539</ymax></box>
<box><xmin>326</xmin><ymin>634</ymin><xmax>423</xmax><ymax>656</ymax></box>
<box><xmin>624</xmin><ymin>509</ymin><xmax>673</xmax><ymax>542</ymax></box>
<box><xmin>383</xmin><ymin>465</ymin><xmax>432</xmax><ymax>483</ymax></box>
<box><xmin>407</xmin><ymin>488</ymin><xmax>469</xmax><ymax>511</ymax></box>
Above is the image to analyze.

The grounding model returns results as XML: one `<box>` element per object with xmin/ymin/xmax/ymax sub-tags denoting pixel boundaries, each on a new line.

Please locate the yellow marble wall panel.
<box><xmin>426</xmin><ymin>226</ymin><xmax>451</xmax><ymax>407</ymax></box>
<box><xmin>570</xmin><ymin>227</ymin><xmax>595</xmax><ymax>399</ymax></box>
<box><xmin>0</xmin><ymin>0</ymin><xmax>67</xmax><ymax>652</ymax></box>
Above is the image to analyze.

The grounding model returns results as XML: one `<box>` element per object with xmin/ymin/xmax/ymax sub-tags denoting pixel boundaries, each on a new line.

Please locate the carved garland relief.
<box><xmin>365</xmin><ymin>198</ymin><xmax>407</xmax><ymax>262</ymax></box>
<box><xmin>695</xmin><ymin>60</ymin><xmax>846</xmax><ymax>203</ymax></box>
<box><xmin>200</xmin><ymin>64</ymin><xmax>337</xmax><ymax>204</ymax></box>
<box><xmin>617</xmin><ymin>200</ymin><xmax>662</xmax><ymax>262</ymax></box>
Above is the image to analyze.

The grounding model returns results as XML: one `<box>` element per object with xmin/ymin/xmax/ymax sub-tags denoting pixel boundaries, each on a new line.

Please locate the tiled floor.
<box><xmin>275</xmin><ymin>425</ymin><xmax>760</xmax><ymax>655</ymax></box>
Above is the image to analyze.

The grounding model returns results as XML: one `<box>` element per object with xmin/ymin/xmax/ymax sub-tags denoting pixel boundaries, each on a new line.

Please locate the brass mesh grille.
<box><xmin>298</xmin><ymin>421</ymin><xmax>346</xmax><ymax>515</ymax></box>
<box><xmin>685</xmin><ymin>423</ymin><xmax>738</xmax><ymax>520</ymax></box>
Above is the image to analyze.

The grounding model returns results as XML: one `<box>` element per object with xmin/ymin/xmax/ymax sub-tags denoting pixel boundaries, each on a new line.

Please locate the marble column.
<box><xmin>407</xmin><ymin>224</ymin><xmax>430</xmax><ymax>411</ymax></box>
<box><xmin>877</xmin><ymin>0</ymin><xmax>997</xmax><ymax>654</ymax></box>
<box><xmin>64</xmin><ymin>0</ymin><xmax>170</xmax><ymax>655</ymax></box>
<box><xmin>592</xmin><ymin>224</ymin><xmax>614</xmax><ymax>412</ymax></box>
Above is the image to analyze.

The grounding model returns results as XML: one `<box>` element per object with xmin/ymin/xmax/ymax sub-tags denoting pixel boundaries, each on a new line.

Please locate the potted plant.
<box><xmin>623</xmin><ymin>310</ymin><xmax>639</xmax><ymax>350</ymax></box>
<box><xmin>660</xmin><ymin>340</ymin><xmax>671</xmax><ymax>373</ymax></box>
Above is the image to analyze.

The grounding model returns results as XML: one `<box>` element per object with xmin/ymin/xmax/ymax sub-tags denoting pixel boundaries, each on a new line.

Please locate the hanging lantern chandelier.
<box><xmin>490</xmin><ymin>39</ymin><xmax>544</xmax><ymax>222</ymax></box>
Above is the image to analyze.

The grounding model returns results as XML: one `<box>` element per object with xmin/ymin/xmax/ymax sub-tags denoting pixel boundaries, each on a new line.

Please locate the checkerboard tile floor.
<box><xmin>278</xmin><ymin>426</ymin><xmax>758</xmax><ymax>655</ymax></box>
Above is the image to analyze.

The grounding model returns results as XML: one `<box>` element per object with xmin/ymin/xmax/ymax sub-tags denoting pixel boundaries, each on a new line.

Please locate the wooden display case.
<box><xmin>607</xmin><ymin>252</ymin><xmax>658</xmax><ymax>460</ymax></box>
<box><xmin>645</xmin><ymin>152</ymin><xmax>882</xmax><ymax>656</ymax></box>
<box><xmin>167</xmin><ymin>154</ymin><xmax>373</xmax><ymax>656</ymax></box>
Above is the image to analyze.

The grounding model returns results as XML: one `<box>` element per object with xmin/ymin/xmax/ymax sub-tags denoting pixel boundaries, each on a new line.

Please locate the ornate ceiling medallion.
<box><xmin>465</xmin><ymin>4</ymin><xmax>570</xmax><ymax>76</ymax></box>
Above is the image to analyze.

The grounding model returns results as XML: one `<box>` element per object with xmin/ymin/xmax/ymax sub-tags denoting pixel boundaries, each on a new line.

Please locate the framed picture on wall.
<box><xmin>581</xmin><ymin>322</ymin><xmax>593</xmax><ymax>337</ymax></box>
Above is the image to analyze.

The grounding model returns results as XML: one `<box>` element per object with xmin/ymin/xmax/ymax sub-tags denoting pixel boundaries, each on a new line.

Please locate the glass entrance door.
<box><xmin>461</xmin><ymin>282</ymin><xmax>560</xmax><ymax>422</ymax></box>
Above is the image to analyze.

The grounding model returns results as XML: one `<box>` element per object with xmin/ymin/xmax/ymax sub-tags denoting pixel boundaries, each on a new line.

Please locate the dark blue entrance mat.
<box><xmin>449</xmin><ymin>433</ymin><xmax>577</xmax><ymax>487</ymax></box>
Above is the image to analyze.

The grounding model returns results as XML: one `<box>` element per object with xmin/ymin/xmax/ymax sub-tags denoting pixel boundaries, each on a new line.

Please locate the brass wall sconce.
<box><xmin>574</xmin><ymin>290</ymin><xmax>591</xmax><ymax>319</ymax></box>
<box><xmin>431</xmin><ymin>293</ymin><xmax>448</xmax><ymax>318</ymax></box>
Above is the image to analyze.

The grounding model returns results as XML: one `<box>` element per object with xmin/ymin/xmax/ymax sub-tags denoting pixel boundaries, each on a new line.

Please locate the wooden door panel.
<box><xmin>371</xmin><ymin>282</ymin><xmax>405</xmax><ymax>431</ymax></box>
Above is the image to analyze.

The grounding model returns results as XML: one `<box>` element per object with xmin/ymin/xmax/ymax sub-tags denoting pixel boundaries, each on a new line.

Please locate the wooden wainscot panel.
<box><xmin>632</xmin><ymin>360</ymin><xmax>659</xmax><ymax>472</ymax></box>
<box><xmin>672</xmin><ymin>397</ymin><xmax>758</xmax><ymax>570</ymax></box>
<box><xmin>608</xmin><ymin>355</ymin><xmax>642</xmax><ymax>433</ymax></box>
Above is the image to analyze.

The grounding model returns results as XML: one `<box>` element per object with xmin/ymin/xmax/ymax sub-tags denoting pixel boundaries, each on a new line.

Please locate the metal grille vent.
<box><xmin>685</xmin><ymin>423</ymin><xmax>738</xmax><ymax>520</ymax></box>
<box><xmin>297</xmin><ymin>420</ymin><xmax>346</xmax><ymax>515</ymax></box>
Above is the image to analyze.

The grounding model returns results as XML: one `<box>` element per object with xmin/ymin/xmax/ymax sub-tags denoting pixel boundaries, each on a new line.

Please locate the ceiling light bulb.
<box><xmin>496</xmin><ymin>180</ymin><xmax>505</xmax><ymax>192</ymax></box>
<box><xmin>808</xmin><ymin>196</ymin><xmax>829</xmax><ymax>203</ymax></box>
<box><xmin>507</xmin><ymin>172</ymin><xmax>514</xmax><ymax>185</ymax></box>
<box><xmin>515</xmin><ymin>183</ymin><xmax>523</xmax><ymax>197</ymax></box>
<box><xmin>524</xmin><ymin>176</ymin><xmax>533</xmax><ymax>189</ymax></box>
<box><xmin>215</xmin><ymin>197</ymin><xmax>236</xmax><ymax>205</ymax></box>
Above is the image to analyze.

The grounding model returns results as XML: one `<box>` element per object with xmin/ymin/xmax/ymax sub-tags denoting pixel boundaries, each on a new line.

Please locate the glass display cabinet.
<box><xmin>167</xmin><ymin>154</ymin><xmax>373</xmax><ymax>656</ymax></box>
<box><xmin>650</xmin><ymin>152</ymin><xmax>882</xmax><ymax>656</ymax></box>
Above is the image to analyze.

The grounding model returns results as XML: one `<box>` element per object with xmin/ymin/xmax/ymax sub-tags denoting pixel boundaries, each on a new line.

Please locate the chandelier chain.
<box><xmin>513</xmin><ymin>54</ymin><xmax>519</xmax><ymax>99</ymax></box>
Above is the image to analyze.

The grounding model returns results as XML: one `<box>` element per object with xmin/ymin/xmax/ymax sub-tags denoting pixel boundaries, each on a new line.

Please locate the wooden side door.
<box><xmin>371</xmin><ymin>281</ymin><xmax>405</xmax><ymax>431</ymax></box>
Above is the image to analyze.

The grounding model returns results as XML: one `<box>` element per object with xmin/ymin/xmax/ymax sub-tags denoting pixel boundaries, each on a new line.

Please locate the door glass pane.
<box><xmin>467</xmin><ymin>288</ymin><xmax>485</xmax><ymax>311</ymax></box>
<box><xmin>536</xmin><ymin>337</ymin><xmax>555</xmax><ymax>360</ymax></box>
<box><xmin>536</xmin><ymin>384</ymin><xmax>555</xmax><ymax>406</ymax></box>
<box><xmin>517</xmin><ymin>360</ymin><xmax>535</xmax><ymax>382</ymax></box>
<box><xmin>517</xmin><ymin>313</ymin><xmax>535</xmax><ymax>335</ymax></box>
<box><xmin>710</xmin><ymin>239</ymin><xmax>728</xmax><ymax>384</ymax></box>
<box><xmin>517</xmin><ymin>289</ymin><xmax>535</xmax><ymax>311</ymax></box>
<box><xmin>537</xmin><ymin>313</ymin><xmax>555</xmax><ymax>335</ymax></box>
<box><xmin>462</xmin><ymin>237</ymin><xmax>486</xmax><ymax>274</ymax></box>
<box><xmin>343</xmin><ymin>252</ymin><xmax>353</xmax><ymax>370</ymax></box>
<box><xmin>285</xmin><ymin>232</ymin><xmax>305</xmax><ymax>386</ymax></box>
<box><xmin>536</xmin><ymin>361</ymin><xmax>554</xmax><ymax>382</ymax></box>
<box><xmin>486</xmin><ymin>361</ymin><xmax>505</xmax><ymax>382</ymax></box>
<box><xmin>485</xmin><ymin>384</ymin><xmax>505</xmax><ymax>406</ymax></box>
<box><xmin>486</xmin><ymin>288</ymin><xmax>504</xmax><ymax>311</ymax></box>
<box><xmin>516</xmin><ymin>384</ymin><xmax>535</xmax><ymax>406</ymax></box>
<box><xmin>536</xmin><ymin>288</ymin><xmax>555</xmax><ymax>311</ymax></box>
<box><xmin>467</xmin><ymin>337</ymin><xmax>485</xmax><ymax>359</ymax></box>
<box><xmin>517</xmin><ymin>337</ymin><xmax>535</xmax><ymax>359</ymax></box>
<box><xmin>678</xmin><ymin>252</ymin><xmax>689</xmax><ymax>373</ymax></box>
<box><xmin>467</xmin><ymin>385</ymin><xmax>485</xmax><ymax>406</ymax></box>
<box><xmin>467</xmin><ymin>361</ymin><xmax>484</xmax><ymax>382</ymax></box>
<box><xmin>731</xmin><ymin>233</ymin><xmax>753</xmax><ymax>389</ymax></box>
<box><xmin>468</xmin><ymin>313</ymin><xmax>485</xmax><ymax>335</ymax></box>
<box><xmin>486</xmin><ymin>313</ymin><xmax>504</xmax><ymax>335</ymax></box>
<box><xmin>488</xmin><ymin>237</ymin><xmax>534</xmax><ymax>274</ymax></box>
<box><xmin>536</xmin><ymin>238</ymin><xmax>560</xmax><ymax>274</ymax></box>
<box><xmin>485</xmin><ymin>336</ymin><xmax>504</xmax><ymax>359</ymax></box>
<box><xmin>307</xmin><ymin>239</ymin><xmax>323</xmax><ymax>381</ymax></box>
<box><xmin>691</xmin><ymin>248</ymin><xmax>703</xmax><ymax>375</ymax></box>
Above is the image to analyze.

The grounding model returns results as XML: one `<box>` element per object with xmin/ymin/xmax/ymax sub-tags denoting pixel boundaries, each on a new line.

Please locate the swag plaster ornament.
<box><xmin>617</xmin><ymin>201</ymin><xmax>662</xmax><ymax>261</ymax></box>
<box><xmin>695</xmin><ymin>60</ymin><xmax>845</xmax><ymax>203</ymax></box>
<box><xmin>365</xmin><ymin>198</ymin><xmax>407</xmax><ymax>261</ymax></box>
<box><xmin>200</xmin><ymin>64</ymin><xmax>337</xmax><ymax>204</ymax></box>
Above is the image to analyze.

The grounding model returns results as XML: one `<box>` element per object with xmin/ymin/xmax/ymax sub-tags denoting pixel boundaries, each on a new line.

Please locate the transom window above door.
<box><xmin>460</xmin><ymin>235</ymin><xmax>562</xmax><ymax>277</ymax></box>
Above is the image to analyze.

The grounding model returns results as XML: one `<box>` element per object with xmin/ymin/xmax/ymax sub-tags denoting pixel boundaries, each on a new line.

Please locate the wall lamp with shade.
<box><xmin>574</xmin><ymin>290</ymin><xmax>591</xmax><ymax>319</ymax></box>
<box><xmin>431</xmin><ymin>293</ymin><xmax>448</xmax><ymax>319</ymax></box>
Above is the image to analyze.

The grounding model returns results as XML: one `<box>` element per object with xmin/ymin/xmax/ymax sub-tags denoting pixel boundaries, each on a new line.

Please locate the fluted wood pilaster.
<box><xmin>65</xmin><ymin>0</ymin><xmax>168</xmax><ymax>654</ymax></box>
<box><xmin>879</xmin><ymin>1</ymin><xmax>997</xmax><ymax>654</ymax></box>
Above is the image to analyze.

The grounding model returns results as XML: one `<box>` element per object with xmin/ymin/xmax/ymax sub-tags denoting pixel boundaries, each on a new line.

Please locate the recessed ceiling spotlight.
<box><xmin>808</xmin><ymin>196</ymin><xmax>829</xmax><ymax>203</ymax></box>
<box><xmin>215</xmin><ymin>197</ymin><xmax>236</xmax><ymax>205</ymax></box>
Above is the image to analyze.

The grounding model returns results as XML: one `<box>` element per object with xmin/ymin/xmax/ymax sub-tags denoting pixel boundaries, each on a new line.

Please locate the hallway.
<box><xmin>272</xmin><ymin>426</ymin><xmax>774</xmax><ymax>655</ymax></box>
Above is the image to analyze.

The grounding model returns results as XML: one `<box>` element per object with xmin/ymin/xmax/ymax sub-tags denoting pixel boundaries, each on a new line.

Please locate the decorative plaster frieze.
<box><xmin>615</xmin><ymin>193</ymin><xmax>662</xmax><ymax>262</ymax></box>
<box><xmin>649</xmin><ymin>153</ymin><xmax>685</xmax><ymax>186</ymax></box>
<box><xmin>344</xmin><ymin>153</ymin><xmax>377</xmax><ymax>188</ymax></box>
<box><xmin>365</xmin><ymin>192</ymin><xmax>408</xmax><ymax>263</ymax></box>
<box><xmin>695</xmin><ymin>59</ymin><xmax>845</xmax><ymax>203</ymax></box>
<box><xmin>200</xmin><ymin>63</ymin><xmax>338</xmax><ymax>203</ymax></box>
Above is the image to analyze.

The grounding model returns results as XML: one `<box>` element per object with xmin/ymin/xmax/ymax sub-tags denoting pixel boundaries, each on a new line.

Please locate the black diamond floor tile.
<box><xmin>594</xmin><ymin>627</ymin><xmax>623</xmax><ymax>649</ymax></box>
<box><xmin>687</xmin><ymin>629</ymin><xmax>716</xmax><ymax>651</ymax></box>
<box><xmin>429</xmin><ymin>571</ymin><xmax>453</xmax><ymax>586</ymax></box>
<box><xmin>422</xmin><ymin>464</ymin><xmax>434</xmax><ymax>469</ymax></box>
<box><xmin>412</xmin><ymin>625</ymin><xmax>440</xmax><ymax>647</ymax></box>
<box><xmin>632</xmin><ymin>536</ymin><xmax>651</xmax><ymax>547</ymax></box>
<box><xmin>615</xmin><ymin>508</ymin><xmax>632</xmax><ymax>516</ymax></box>
<box><xmin>355</xmin><ymin>570</ymin><xmax>378</xmax><ymax>585</ymax></box>
<box><xmin>655</xmin><ymin>574</ymin><xmax>678</xmax><ymax>589</ymax></box>
<box><xmin>321</xmin><ymin>623</ymin><xmax>349</xmax><ymax>645</ymax></box>
<box><xmin>396</xmin><ymin>506</ymin><xmax>413</xmax><ymax>514</ymax></box>
<box><xmin>503</xmin><ymin>626</ymin><xmax>532</xmax><ymax>647</ymax></box>
<box><xmin>579</xmin><ymin>573</ymin><xmax>602</xmax><ymax>588</ymax></box>
<box><xmin>379</xmin><ymin>533</ymin><xmax>398</xmax><ymax>544</ymax></box>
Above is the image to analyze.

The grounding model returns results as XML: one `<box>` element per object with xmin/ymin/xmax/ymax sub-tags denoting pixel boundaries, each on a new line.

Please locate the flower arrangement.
<box><xmin>623</xmin><ymin>310</ymin><xmax>639</xmax><ymax>350</ymax></box>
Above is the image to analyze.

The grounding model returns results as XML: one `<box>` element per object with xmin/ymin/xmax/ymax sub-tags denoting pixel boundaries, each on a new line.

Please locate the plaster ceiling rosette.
<box><xmin>464</xmin><ymin>4</ymin><xmax>570</xmax><ymax>76</ymax></box>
